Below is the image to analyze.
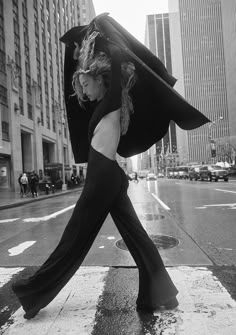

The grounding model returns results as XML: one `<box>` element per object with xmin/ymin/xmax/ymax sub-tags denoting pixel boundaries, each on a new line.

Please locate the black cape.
<box><xmin>60</xmin><ymin>13</ymin><xmax>210</xmax><ymax>163</ymax></box>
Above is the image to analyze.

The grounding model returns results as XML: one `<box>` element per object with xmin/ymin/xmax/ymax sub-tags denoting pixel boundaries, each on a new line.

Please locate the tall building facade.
<box><xmin>142</xmin><ymin>13</ymin><xmax>178</xmax><ymax>174</ymax></box>
<box><xmin>78</xmin><ymin>0</ymin><xmax>95</xmax><ymax>25</ymax></box>
<box><xmin>0</xmin><ymin>0</ymin><xmax>95</xmax><ymax>191</ymax></box>
<box><xmin>169</xmin><ymin>0</ymin><xmax>236</xmax><ymax>164</ymax></box>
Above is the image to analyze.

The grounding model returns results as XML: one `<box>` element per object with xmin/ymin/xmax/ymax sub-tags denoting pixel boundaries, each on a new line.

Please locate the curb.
<box><xmin>0</xmin><ymin>187</ymin><xmax>83</xmax><ymax>211</ymax></box>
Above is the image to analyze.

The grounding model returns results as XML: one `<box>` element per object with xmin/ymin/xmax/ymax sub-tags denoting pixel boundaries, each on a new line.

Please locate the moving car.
<box><xmin>189</xmin><ymin>165</ymin><xmax>201</xmax><ymax>181</ymax></box>
<box><xmin>146</xmin><ymin>173</ymin><xmax>157</xmax><ymax>180</ymax></box>
<box><xmin>157</xmin><ymin>172</ymin><xmax>164</xmax><ymax>178</ymax></box>
<box><xmin>138</xmin><ymin>170</ymin><xmax>150</xmax><ymax>179</ymax></box>
<box><xmin>199</xmin><ymin>165</ymin><xmax>229</xmax><ymax>182</ymax></box>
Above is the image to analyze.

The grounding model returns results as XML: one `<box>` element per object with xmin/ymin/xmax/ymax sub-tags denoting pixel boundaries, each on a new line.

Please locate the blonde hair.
<box><xmin>72</xmin><ymin>32</ymin><xmax>136</xmax><ymax>135</ymax></box>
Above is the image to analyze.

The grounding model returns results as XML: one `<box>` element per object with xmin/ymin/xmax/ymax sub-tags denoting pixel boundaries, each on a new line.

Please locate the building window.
<box><xmin>0</xmin><ymin>0</ymin><xmax>6</xmax><ymax>74</ymax></box>
<box><xmin>27</xmin><ymin>103</ymin><xmax>33</xmax><ymax>120</ymax></box>
<box><xmin>0</xmin><ymin>50</ymin><xmax>5</xmax><ymax>74</ymax></box>
<box><xmin>19</xmin><ymin>97</ymin><xmax>24</xmax><ymax>115</ymax></box>
<box><xmin>0</xmin><ymin>84</ymin><xmax>7</xmax><ymax>105</ymax></box>
<box><xmin>12</xmin><ymin>0</ymin><xmax>22</xmax><ymax>86</ymax></box>
<box><xmin>2</xmin><ymin>121</ymin><xmax>9</xmax><ymax>141</ymax></box>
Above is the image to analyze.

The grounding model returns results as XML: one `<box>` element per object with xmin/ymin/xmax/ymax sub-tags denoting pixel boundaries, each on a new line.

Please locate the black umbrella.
<box><xmin>60</xmin><ymin>13</ymin><xmax>210</xmax><ymax>163</ymax></box>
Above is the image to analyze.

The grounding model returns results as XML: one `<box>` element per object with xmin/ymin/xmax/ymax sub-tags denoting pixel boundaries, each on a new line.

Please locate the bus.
<box><xmin>176</xmin><ymin>166</ymin><xmax>189</xmax><ymax>179</ymax></box>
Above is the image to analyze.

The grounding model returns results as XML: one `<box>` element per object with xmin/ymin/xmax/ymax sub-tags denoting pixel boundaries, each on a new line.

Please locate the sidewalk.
<box><xmin>0</xmin><ymin>186</ymin><xmax>83</xmax><ymax>211</ymax></box>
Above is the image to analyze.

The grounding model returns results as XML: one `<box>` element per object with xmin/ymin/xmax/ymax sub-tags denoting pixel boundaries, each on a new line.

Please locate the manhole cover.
<box><xmin>139</xmin><ymin>213</ymin><xmax>165</xmax><ymax>221</ymax></box>
<box><xmin>116</xmin><ymin>234</ymin><xmax>179</xmax><ymax>251</ymax></box>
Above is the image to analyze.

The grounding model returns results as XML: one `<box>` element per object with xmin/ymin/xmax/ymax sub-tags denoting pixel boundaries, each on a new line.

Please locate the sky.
<box><xmin>92</xmin><ymin>0</ymin><xmax>169</xmax><ymax>44</ymax></box>
<box><xmin>92</xmin><ymin>1</ymin><xmax>169</xmax><ymax>170</ymax></box>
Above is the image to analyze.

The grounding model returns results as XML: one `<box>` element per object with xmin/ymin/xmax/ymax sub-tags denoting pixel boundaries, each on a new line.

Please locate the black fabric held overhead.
<box><xmin>60</xmin><ymin>13</ymin><xmax>210</xmax><ymax>163</ymax></box>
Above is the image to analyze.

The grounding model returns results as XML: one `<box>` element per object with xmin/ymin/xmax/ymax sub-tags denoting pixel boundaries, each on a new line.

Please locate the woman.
<box><xmin>12</xmin><ymin>30</ymin><xmax>178</xmax><ymax>319</ymax></box>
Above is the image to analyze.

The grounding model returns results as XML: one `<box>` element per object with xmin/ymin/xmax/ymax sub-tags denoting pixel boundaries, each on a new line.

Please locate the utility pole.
<box><xmin>54</xmin><ymin>104</ymin><xmax>67</xmax><ymax>191</ymax></box>
<box><xmin>208</xmin><ymin>116</ymin><xmax>223</xmax><ymax>163</ymax></box>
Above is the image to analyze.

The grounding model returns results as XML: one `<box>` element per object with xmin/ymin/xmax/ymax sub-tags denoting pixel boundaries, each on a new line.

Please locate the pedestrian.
<box><xmin>133</xmin><ymin>172</ymin><xmax>139</xmax><ymax>183</ymax></box>
<box><xmin>18</xmin><ymin>173</ymin><xmax>23</xmax><ymax>198</ymax></box>
<box><xmin>71</xmin><ymin>174</ymin><xmax>76</xmax><ymax>186</ymax></box>
<box><xmin>29</xmin><ymin>171</ymin><xmax>39</xmax><ymax>198</ymax></box>
<box><xmin>12</xmin><ymin>13</ymin><xmax>210</xmax><ymax>319</ymax></box>
<box><xmin>20</xmin><ymin>173</ymin><xmax>28</xmax><ymax>197</ymax></box>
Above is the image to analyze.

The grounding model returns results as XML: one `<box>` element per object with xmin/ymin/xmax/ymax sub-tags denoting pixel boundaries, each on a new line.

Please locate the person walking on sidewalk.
<box><xmin>12</xmin><ymin>13</ymin><xmax>209</xmax><ymax>320</ymax></box>
<box><xmin>20</xmin><ymin>173</ymin><xmax>28</xmax><ymax>197</ymax></box>
<box><xmin>29</xmin><ymin>171</ymin><xmax>39</xmax><ymax>198</ymax></box>
<box><xmin>18</xmin><ymin>173</ymin><xmax>23</xmax><ymax>198</ymax></box>
<box><xmin>133</xmin><ymin>172</ymin><xmax>139</xmax><ymax>183</ymax></box>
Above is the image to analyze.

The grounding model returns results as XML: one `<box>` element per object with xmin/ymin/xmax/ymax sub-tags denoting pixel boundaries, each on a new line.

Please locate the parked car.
<box><xmin>157</xmin><ymin>172</ymin><xmax>164</xmax><ymax>178</ymax></box>
<box><xmin>189</xmin><ymin>165</ymin><xmax>201</xmax><ymax>181</ymax></box>
<box><xmin>199</xmin><ymin>165</ymin><xmax>229</xmax><ymax>182</ymax></box>
<box><xmin>146</xmin><ymin>173</ymin><xmax>157</xmax><ymax>180</ymax></box>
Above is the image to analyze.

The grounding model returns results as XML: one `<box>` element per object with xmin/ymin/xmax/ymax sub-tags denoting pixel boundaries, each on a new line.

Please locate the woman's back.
<box><xmin>91</xmin><ymin>109</ymin><xmax>121</xmax><ymax>161</ymax></box>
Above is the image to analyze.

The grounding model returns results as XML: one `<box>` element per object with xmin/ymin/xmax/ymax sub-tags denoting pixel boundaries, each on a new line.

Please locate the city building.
<box><xmin>139</xmin><ymin>13</ymin><xmax>178</xmax><ymax>175</ymax></box>
<box><xmin>168</xmin><ymin>0</ymin><xmax>236</xmax><ymax>164</ymax></box>
<box><xmin>0</xmin><ymin>0</ymin><xmax>95</xmax><ymax>191</ymax></box>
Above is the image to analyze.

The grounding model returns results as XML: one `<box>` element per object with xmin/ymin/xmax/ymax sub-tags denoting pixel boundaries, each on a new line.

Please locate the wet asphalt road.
<box><xmin>0</xmin><ymin>178</ymin><xmax>236</xmax><ymax>334</ymax></box>
<box><xmin>0</xmin><ymin>178</ymin><xmax>235</xmax><ymax>267</ymax></box>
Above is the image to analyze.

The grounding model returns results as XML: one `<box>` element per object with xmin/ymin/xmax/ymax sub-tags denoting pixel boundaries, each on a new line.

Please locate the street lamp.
<box><xmin>208</xmin><ymin>116</ymin><xmax>223</xmax><ymax>162</ymax></box>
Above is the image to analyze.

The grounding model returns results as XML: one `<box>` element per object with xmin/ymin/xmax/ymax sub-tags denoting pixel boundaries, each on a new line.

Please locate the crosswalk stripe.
<box><xmin>0</xmin><ymin>267</ymin><xmax>109</xmax><ymax>335</ymax></box>
<box><xmin>0</xmin><ymin>266</ymin><xmax>236</xmax><ymax>334</ymax></box>
<box><xmin>0</xmin><ymin>268</ymin><xmax>23</xmax><ymax>288</ymax></box>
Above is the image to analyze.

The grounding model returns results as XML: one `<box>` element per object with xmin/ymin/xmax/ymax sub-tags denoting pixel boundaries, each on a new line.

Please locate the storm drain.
<box><xmin>139</xmin><ymin>213</ymin><xmax>165</xmax><ymax>221</ymax></box>
<box><xmin>116</xmin><ymin>234</ymin><xmax>179</xmax><ymax>251</ymax></box>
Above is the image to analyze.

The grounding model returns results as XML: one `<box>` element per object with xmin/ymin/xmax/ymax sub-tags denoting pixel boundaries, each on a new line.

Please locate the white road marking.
<box><xmin>23</xmin><ymin>204</ymin><xmax>75</xmax><ymax>222</ymax></box>
<box><xmin>2</xmin><ymin>266</ymin><xmax>236</xmax><ymax>334</ymax></box>
<box><xmin>107</xmin><ymin>236</ymin><xmax>115</xmax><ymax>240</ymax></box>
<box><xmin>0</xmin><ymin>268</ymin><xmax>23</xmax><ymax>288</ymax></box>
<box><xmin>196</xmin><ymin>203</ymin><xmax>236</xmax><ymax>209</ymax></box>
<box><xmin>8</xmin><ymin>241</ymin><xmax>36</xmax><ymax>256</ymax></box>
<box><xmin>215</xmin><ymin>188</ymin><xmax>236</xmax><ymax>194</ymax></box>
<box><xmin>99</xmin><ymin>246</ymin><xmax>105</xmax><ymax>249</ymax></box>
<box><xmin>0</xmin><ymin>218</ymin><xmax>20</xmax><ymax>223</ymax></box>
<box><xmin>3</xmin><ymin>267</ymin><xmax>109</xmax><ymax>335</ymax></box>
<box><xmin>216</xmin><ymin>247</ymin><xmax>236</xmax><ymax>251</ymax></box>
<box><xmin>152</xmin><ymin>267</ymin><xmax>236</xmax><ymax>334</ymax></box>
<box><xmin>151</xmin><ymin>193</ymin><xmax>170</xmax><ymax>210</ymax></box>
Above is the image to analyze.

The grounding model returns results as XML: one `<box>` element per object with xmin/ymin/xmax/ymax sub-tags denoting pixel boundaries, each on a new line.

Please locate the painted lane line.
<box><xmin>8</xmin><ymin>241</ymin><xmax>36</xmax><ymax>256</ymax></box>
<box><xmin>151</xmin><ymin>193</ymin><xmax>170</xmax><ymax>210</ymax></box>
<box><xmin>0</xmin><ymin>218</ymin><xmax>20</xmax><ymax>223</ymax></box>
<box><xmin>23</xmin><ymin>204</ymin><xmax>75</xmax><ymax>222</ymax></box>
<box><xmin>196</xmin><ymin>203</ymin><xmax>236</xmax><ymax>209</ymax></box>
<box><xmin>0</xmin><ymin>268</ymin><xmax>24</xmax><ymax>288</ymax></box>
<box><xmin>215</xmin><ymin>188</ymin><xmax>236</xmax><ymax>194</ymax></box>
<box><xmin>4</xmin><ymin>267</ymin><xmax>109</xmax><ymax>335</ymax></box>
